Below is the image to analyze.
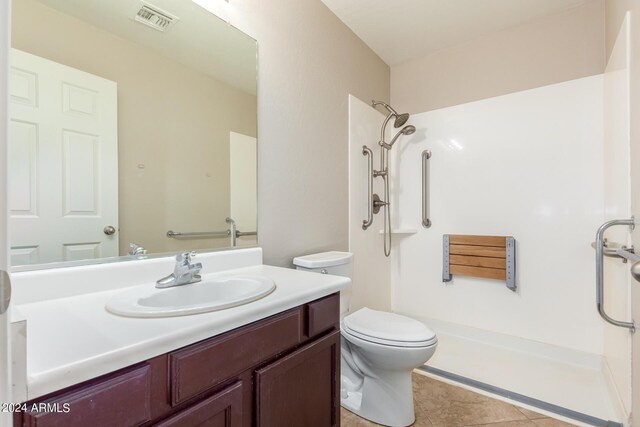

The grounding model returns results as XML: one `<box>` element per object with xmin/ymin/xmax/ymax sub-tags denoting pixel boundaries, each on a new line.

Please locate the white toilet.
<box><xmin>293</xmin><ymin>251</ymin><xmax>437</xmax><ymax>427</ymax></box>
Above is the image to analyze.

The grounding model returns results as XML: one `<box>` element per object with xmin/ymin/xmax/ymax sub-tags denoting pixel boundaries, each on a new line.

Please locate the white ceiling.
<box><xmin>320</xmin><ymin>0</ymin><xmax>590</xmax><ymax>65</ymax></box>
<box><xmin>35</xmin><ymin>0</ymin><xmax>257</xmax><ymax>94</ymax></box>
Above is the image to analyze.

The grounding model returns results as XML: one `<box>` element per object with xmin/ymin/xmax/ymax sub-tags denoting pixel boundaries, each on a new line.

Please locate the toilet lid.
<box><xmin>343</xmin><ymin>308</ymin><xmax>437</xmax><ymax>347</ymax></box>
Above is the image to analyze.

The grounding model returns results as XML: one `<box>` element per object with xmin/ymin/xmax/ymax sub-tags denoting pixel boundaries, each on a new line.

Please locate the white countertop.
<box><xmin>14</xmin><ymin>264</ymin><xmax>350</xmax><ymax>399</ymax></box>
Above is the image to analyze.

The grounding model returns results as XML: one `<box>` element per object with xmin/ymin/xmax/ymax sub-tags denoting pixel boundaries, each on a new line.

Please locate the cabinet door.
<box><xmin>255</xmin><ymin>330</ymin><xmax>340</xmax><ymax>427</ymax></box>
<box><xmin>154</xmin><ymin>381</ymin><xmax>243</xmax><ymax>427</ymax></box>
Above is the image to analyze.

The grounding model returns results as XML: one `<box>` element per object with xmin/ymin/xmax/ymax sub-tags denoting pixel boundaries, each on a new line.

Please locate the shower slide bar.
<box><xmin>422</xmin><ymin>150</ymin><xmax>432</xmax><ymax>228</ymax></box>
<box><xmin>594</xmin><ymin>218</ymin><xmax>636</xmax><ymax>332</ymax></box>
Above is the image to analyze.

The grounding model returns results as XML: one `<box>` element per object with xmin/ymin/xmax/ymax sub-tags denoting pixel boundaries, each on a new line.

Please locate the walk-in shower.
<box><xmin>362</xmin><ymin>101</ymin><xmax>417</xmax><ymax>257</ymax></box>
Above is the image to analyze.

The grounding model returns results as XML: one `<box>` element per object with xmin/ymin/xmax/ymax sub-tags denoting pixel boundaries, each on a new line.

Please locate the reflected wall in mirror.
<box><xmin>9</xmin><ymin>0</ymin><xmax>258</xmax><ymax>268</ymax></box>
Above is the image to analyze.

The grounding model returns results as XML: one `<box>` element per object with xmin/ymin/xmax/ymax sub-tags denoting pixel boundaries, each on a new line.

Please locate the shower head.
<box><xmin>382</xmin><ymin>125</ymin><xmax>416</xmax><ymax>150</ymax></box>
<box><xmin>371</xmin><ymin>100</ymin><xmax>410</xmax><ymax>128</ymax></box>
<box><xmin>394</xmin><ymin>113</ymin><xmax>410</xmax><ymax>127</ymax></box>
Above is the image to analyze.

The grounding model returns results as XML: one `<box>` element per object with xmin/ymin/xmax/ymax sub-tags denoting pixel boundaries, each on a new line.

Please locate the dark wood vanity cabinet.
<box><xmin>14</xmin><ymin>293</ymin><xmax>340</xmax><ymax>427</ymax></box>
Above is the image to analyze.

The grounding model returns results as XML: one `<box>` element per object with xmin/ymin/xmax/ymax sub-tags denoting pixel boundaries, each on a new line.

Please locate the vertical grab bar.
<box><xmin>225</xmin><ymin>217</ymin><xmax>237</xmax><ymax>247</ymax></box>
<box><xmin>362</xmin><ymin>146</ymin><xmax>373</xmax><ymax>230</ymax></box>
<box><xmin>422</xmin><ymin>150</ymin><xmax>432</xmax><ymax>228</ymax></box>
<box><xmin>595</xmin><ymin>218</ymin><xmax>635</xmax><ymax>332</ymax></box>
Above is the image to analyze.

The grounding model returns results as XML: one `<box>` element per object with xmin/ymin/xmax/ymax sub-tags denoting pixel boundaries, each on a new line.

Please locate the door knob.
<box><xmin>632</xmin><ymin>260</ymin><xmax>640</xmax><ymax>282</ymax></box>
<box><xmin>103</xmin><ymin>225</ymin><xmax>117</xmax><ymax>236</ymax></box>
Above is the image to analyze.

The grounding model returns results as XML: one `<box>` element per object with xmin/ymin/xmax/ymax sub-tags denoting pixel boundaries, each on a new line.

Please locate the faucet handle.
<box><xmin>176</xmin><ymin>251</ymin><xmax>196</xmax><ymax>264</ymax></box>
<box><xmin>129</xmin><ymin>243</ymin><xmax>147</xmax><ymax>256</ymax></box>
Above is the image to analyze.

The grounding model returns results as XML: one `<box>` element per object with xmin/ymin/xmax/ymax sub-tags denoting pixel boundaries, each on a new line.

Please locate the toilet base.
<box><xmin>340</xmin><ymin>370</ymin><xmax>416</xmax><ymax>427</ymax></box>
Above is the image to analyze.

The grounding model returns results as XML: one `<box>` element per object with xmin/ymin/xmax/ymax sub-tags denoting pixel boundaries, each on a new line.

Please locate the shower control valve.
<box><xmin>372</xmin><ymin>194</ymin><xmax>387</xmax><ymax>214</ymax></box>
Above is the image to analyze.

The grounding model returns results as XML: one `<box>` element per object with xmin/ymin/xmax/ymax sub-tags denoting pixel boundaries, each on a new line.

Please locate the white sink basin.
<box><xmin>106</xmin><ymin>275</ymin><xmax>276</xmax><ymax>318</ymax></box>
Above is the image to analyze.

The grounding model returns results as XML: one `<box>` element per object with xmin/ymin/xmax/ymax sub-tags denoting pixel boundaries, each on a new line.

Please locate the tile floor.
<box><xmin>341</xmin><ymin>372</ymin><xmax>577</xmax><ymax>427</ymax></box>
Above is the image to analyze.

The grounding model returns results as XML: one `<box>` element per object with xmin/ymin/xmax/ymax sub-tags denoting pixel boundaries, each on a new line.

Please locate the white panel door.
<box><xmin>229</xmin><ymin>132</ymin><xmax>257</xmax><ymax>241</ymax></box>
<box><xmin>9</xmin><ymin>49</ymin><xmax>118</xmax><ymax>265</ymax></box>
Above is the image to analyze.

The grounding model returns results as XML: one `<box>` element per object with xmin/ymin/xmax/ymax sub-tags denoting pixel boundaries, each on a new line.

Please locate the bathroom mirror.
<box><xmin>9</xmin><ymin>0</ymin><xmax>258</xmax><ymax>269</ymax></box>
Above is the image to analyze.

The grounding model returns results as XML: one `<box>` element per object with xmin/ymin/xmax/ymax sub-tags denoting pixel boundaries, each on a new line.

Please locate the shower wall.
<box><xmin>387</xmin><ymin>75</ymin><xmax>605</xmax><ymax>355</ymax></box>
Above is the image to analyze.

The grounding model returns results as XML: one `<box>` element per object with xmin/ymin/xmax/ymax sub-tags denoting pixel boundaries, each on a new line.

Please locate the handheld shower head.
<box><xmin>371</xmin><ymin>100</ymin><xmax>410</xmax><ymax>128</ymax></box>
<box><xmin>382</xmin><ymin>125</ymin><xmax>416</xmax><ymax>150</ymax></box>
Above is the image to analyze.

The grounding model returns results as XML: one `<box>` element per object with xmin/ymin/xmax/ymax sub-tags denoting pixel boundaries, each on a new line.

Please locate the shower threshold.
<box><xmin>411</xmin><ymin>321</ymin><xmax>625</xmax><ymax>427</ymax></box>
<box><xmin>418</xmin><ymin>365</ymin><xmax>620</xmax><ymax>427</ymax></box>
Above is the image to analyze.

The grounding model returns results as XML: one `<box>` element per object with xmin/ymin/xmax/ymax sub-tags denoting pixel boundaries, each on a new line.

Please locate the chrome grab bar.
<box><xmin>422</xmin><ymin>150</ymin><xmax>432</xmax><ymax>228</ymax></box>
<box><xmin>226</xmin><ymin>217</ymin><xmax>237</xmax><ymax>247</ymax></box>
<box><xmin>595</xmin><ymin>218</ymin><xmax>636</xmax><ymax>332</ymax></box>
<box><xmin>362</xmin><ymin>146</ymin><xmax>374</xmax><ymax>230</ymax></box>
<box><xmin>166</xmin><ymin>229</ymin><xmax>257</xmax><ymax>239</ymax></box>
<box><xmin>167</xmin><ymin>230</ymin><xmax>230</xmax><ymax>238</ymax></box>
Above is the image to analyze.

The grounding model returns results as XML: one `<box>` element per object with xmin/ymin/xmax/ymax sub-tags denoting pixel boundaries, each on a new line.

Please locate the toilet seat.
<box><xmin>343</xmin><ymin>308</ymin><xmax>437</xmax><ymax>348</ymax></box>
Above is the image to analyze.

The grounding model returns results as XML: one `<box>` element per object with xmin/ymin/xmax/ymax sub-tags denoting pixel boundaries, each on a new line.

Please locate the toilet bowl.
<box><xmin>340</xmin><ymin>308</ymin><xmax>437</xmax><ymax>426</ymax></box>
<box><xmin>292</xmin><ymin>251</ymin><xmax>438</xmax><ymax>427</ymax></box>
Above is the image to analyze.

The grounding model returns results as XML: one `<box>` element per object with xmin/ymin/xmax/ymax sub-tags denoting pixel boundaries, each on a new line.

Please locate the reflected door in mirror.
<box><xmin>230</xmin><ymin>132</ymin><xmax>257</xmax><ymax>246</ymax></box>
<box><xmin>9</xmin><ymin>49</ymin><xmax>119</xmax><ymax>265</ymax></box>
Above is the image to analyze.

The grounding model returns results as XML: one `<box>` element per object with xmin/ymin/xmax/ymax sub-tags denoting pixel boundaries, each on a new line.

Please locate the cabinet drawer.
<box><xmin>169</xmin><ymin>308</ymin><xmax>302</xmax><ymax>406</ymax></box>
<box><xmin>307</xmin><ymin>293</ymin><xmax>339</xmax><ymax>338</ymax></box>
<box><xmin>154</xmin><ymin>381</ymin><xmax>243</xmax><ymax>427</ymax></box>
<box><xmin>22</xmin><ymin>364</ymin><xmax>151</xmax><ymax>427</ymax></box>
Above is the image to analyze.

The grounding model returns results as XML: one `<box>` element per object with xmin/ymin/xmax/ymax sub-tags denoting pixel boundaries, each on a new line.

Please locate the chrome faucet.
<box><xmin>156</xmin><ymin>251</ymin><xmax>202</xmax><ymax>289</ymax></box>
<box><xmin>128</xmin><ymin>243</ymin><xmax>147</xmax><ymax>256</ymax></box>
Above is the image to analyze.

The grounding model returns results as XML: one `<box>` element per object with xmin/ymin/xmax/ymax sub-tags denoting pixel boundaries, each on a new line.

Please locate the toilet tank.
<box><xmin>293</xmin><ymin>251</ymin><xmax>352</xmax><ymax>317</ymax></box>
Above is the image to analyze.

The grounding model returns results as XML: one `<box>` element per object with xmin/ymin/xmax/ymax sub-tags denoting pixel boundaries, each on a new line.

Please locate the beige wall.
<box><xmin>12</xmin><ymin>0</ymin><xmax>257</xmax><ymax>256</ymax></box>
<box><xmin>226</xmin><ymin>1</ymin><xmax>390</xmax><ymax>266</ymax></box>
<box><xmin>391</xmin><ymin>0</ymin><xmax>605</xmax><ymax>114</ymax></box>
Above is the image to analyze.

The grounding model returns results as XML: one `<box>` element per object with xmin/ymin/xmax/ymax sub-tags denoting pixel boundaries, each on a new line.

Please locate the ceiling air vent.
<box><xmin>134</xmin><ymin>2</ymin><xmax>179</xmax><ymax>32</ymax></box>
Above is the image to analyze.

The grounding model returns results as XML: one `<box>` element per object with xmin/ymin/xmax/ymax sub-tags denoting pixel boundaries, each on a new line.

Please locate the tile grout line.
<box><xmin>513</xmin><ymin>406</ymin><xmax>549</xmax><ymax>421</ymax></box>
<box><xmin>418</xmin><ymin>366</ymin><xmax>621</xmax><ymax>427</ymax></box>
